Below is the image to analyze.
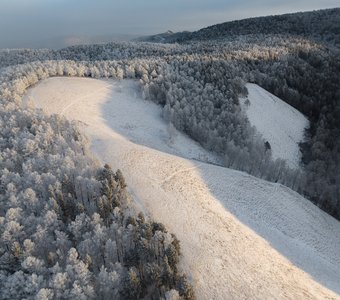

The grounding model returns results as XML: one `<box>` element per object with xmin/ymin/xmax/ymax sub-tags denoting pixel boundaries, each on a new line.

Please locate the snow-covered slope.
<box><xmin>25</xmin><ymin>78</ymin><xmax>220</xmax><ymax>165</ymax></box>
<box><xmin>25</xmin><ymin>77</ymin><xmax>340</xmax><ymax>299</ymax></box>
<box><xmin>241</xmin><ymin>83</ymin><xmax>309</xmax><ymax>168</ymax></box>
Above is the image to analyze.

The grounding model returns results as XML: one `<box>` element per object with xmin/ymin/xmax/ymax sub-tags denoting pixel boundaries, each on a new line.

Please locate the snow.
<box><xmin>241</xmin><ymin>83</ymin><xmax>309</xmax><ymax>169</ymax></box>
<box><xmin>25</xmin><ymin>77</ymin><xmax>340</xmax><ymax>299</ymax></box>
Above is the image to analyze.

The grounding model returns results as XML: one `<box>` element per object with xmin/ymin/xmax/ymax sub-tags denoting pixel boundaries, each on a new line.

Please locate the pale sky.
<box><xmin>0</xmin><ymin>0</ymin><xmax>338</xmax><ymax>48</ymax></box>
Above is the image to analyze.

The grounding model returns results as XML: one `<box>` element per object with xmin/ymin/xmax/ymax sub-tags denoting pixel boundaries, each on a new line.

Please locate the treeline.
<box><xmin>0</xmin><ymin>61</ymin><xmax>195</xmax><ymax>298</ymax></box>
<box><xmin>147</xmin><ymin>57</ymin><xmax>303</xmax><ymax>190</ymax></box>
<box><xmin>1</xmin><ymin>55</ymin><xmax>303</xmax><ymax>191</ymax></box>
<box><xmin>0</xmin><ymin>42</ymin><xmax>187</xmax><ymax>69</ymax></box>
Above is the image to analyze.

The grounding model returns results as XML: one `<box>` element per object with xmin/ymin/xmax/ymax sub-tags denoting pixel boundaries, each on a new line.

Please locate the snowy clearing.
<box><xmin>241</xmin><ymin>83</ymin><xmax>309</xmax><ymax>169</ymax></box>
<box><xmin>25</xmin><ymin>77</ymin><xmax>340</xmax><ymax>299</ymax></box>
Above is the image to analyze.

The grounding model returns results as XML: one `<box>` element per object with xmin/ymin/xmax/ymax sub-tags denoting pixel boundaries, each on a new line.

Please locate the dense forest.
<box><xmin>0</xmin><ymin>57</ymin><xmax>195</xmax><ymax>299</ymax></box>
<box><xmin>143</xmin><ymin>7</ymin><xmax>340</xmax><ymax>46</ymax></box>
<box><xmin>1</xmin><ymin>7</ymin><xmax>340</xmax><ymax>299</ymax></box>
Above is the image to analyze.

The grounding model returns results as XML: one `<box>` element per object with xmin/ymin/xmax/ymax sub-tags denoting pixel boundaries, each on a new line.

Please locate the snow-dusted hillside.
<box><xmin>25</xmin><ymin>77</ymin><xmax>340</xmax><ymax>299</ymax></box>
<box><xmin>241</xmin><ymin>83</ymin><xmax>309</xmax><ymax>168</ymax></box>
<box><xmin>25</xmin><ymin>78</ymin><xmax>220</xmax><ymax>165</ymax></box>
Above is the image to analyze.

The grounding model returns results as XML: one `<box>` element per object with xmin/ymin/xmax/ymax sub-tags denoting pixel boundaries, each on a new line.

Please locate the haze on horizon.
<box><xmin>0</xmin><ymin>0</ymin><xmax>338</xmax><ymax>49</ymax></box>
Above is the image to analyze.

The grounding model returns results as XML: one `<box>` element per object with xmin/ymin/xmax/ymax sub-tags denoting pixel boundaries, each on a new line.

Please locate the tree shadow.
<box><xmin>100</xmin><ymin>79</ymin><xmax>223</xmax><ymax>165</ymax></box>
<box><xmin>97</xmin><ymin>79</ymin><xmax>340</xmax><ymax>296</ymax></box>
<box><xmin>196</xmin><ymin>163</ymin><xmax>340</xmax><ymax>295</ymax></box>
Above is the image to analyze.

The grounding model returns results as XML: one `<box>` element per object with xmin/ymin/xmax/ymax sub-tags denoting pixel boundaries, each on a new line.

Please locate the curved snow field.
<box><xmin>24</xmin><ymin>77</ymin><xmax>340</xmax><ymax>299</ymax></box>
<box><xmin>241</xmin><ymin>83</ymin><xmax>309</xmax><ymax>169</ymax></box>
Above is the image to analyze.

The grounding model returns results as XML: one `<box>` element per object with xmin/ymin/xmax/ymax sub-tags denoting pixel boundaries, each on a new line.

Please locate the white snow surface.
<box><xmin>241</xmin><ymin>83</ymin><xmax>309</xmax><ymax>169</ymax></box>
<box><xmin>25</xmin><ymin>77</ymin><xmax>340</xmax><ymax>300</ymax></box>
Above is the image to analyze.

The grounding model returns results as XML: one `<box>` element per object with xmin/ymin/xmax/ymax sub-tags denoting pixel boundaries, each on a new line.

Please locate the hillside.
<box><xmin>25</xmin><ymin>77</ymin><xmax>340</xmax><ymax>299</ymax></box>
<box><xmin>142</xmin><ymin>8</ymin><xmax>340</xmax><ymax>45</ymax></box>
<box><xmin>241</xmin><ymin>83</ymin><xmax>309</xmax><ymax>169</ymax></box>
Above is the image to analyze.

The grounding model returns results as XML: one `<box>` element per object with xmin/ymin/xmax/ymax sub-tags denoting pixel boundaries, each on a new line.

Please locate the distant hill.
<box><xmin>135</xmin><ymin>30</ymin><xmax>189</xmax><ymax>43</ymax></box>
<box><xmin>141</xmin><ymin>8</ymin><xmax>340</xmax><ymax>46</ymax></box>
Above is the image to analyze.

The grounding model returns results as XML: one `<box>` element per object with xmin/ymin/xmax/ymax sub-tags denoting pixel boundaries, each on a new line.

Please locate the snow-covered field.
<box><xmin>25</xmin><ymin>77</ymin><xmax>340</xmax><ymax>299</ymax></box>
<box><xmin>241</xmin><ymin>83</ymin><xmax>309</xmax><ymax>169</ymax></box>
